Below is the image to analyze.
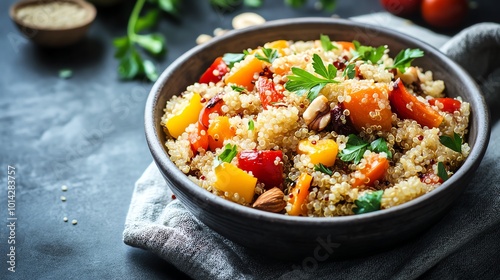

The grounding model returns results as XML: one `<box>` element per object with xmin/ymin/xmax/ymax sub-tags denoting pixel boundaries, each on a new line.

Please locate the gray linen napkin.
<box><xmin>124</xmin><ymin>17</ymin><xmax>500</xmax><ymax>279</ymax></box>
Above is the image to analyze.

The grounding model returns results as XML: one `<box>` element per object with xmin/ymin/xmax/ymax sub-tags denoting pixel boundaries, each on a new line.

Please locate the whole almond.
<box><xmin>252</xmin><ymin>187</ymin><xmax>286</xmax><ymax>213</ymax></box>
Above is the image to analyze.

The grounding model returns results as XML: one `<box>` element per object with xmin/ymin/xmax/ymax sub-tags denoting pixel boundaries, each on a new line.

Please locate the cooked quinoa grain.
<box><xmin>161</xmin><ymin>38</ymin><xmax>470</xmax><ymax>217</ymax></box>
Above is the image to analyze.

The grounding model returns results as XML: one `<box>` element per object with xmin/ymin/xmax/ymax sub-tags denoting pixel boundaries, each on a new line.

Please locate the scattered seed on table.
<box><xmin>196</xmin><ymin>34</ymin><xmax>212</xmax><ymax>45</ymax></box>
<box><xmin>63</xmin><ymin>217</ymin><xmax>68</xmax><ymax>222</ymax></box>
<box><xmin>61</xmin><ymin>185</ymin><xmax>68</xmax><ymax>191</ymax></box>
<box><xmin>60</xmin><ymin>196</ymin><xmax>66</xmax><ymax>202</ymax></box>
<box><xmin>72</xmin><ymin>219</ymin><xmax>77</xmax><ymax>225</ymax></box>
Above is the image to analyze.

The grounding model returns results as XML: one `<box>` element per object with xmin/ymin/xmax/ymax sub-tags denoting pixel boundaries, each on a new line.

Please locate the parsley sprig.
<box><xmin>353</xmin><ymin>190</ymin><xmax>383</xmax><ymax>214</ymax></box>
<box><xmin>351</xmin><ymin>40</ymin><xmax>387</xmax><ymax>64</ymax></box>
<box><xmin>314</xmin><ymin>163</ymin><xmax>333</xmax><ymax>175</ymax></box>
<box><xmin>255</xmin><ymin>48</ymin><xmax>279</xmax><ymax>64</ymax></box>
<box><xmin>218</xmin><ymin>144</ymin><xmax>238</xmax><ymax>163</ymax></box>
<box><xmin>320</xmin><ymin>34</ymin><xmax>337</xmax><ymax>52</ymax></box>
<box><xmin>339</xmin><ymin>135</ymin><xmax>392</xmax><ymax>164</ymax></box>
<box><xmin>387</xmin><ymin>48</ymin><xmax>424</xmax><ymax>73</ymax></box>
<box><xmin>439</xmin><ymin>132</ymin><xmax>462</xmax><ymax>153</ymax></box>
<box><xmin>114</xmin><ymin>0</ymin><xmax>175</xmax><ymax>82</ymax></box>
<box><xmin>285</xmin><ymin>54</ymin><xmax>339</xmax><ymax>101</ymax></box>
<box><xmin>437</xmin><ymin>162</ymin><xmax>449</xmax><ymax>182</ymax></box>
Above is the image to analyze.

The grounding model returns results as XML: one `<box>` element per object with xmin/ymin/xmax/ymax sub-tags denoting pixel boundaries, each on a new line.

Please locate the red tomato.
<box><xmin>428</xmin><ymin>98</ymin><xmax>461</xmax><ymax>113</ymax></box>
<box><xmin>237</xmin><ymin>150</ymin><xmax>284</xmax><ymax>190</ymax></box>
<box><xmin>380</xmin><ymin>0</ymin><xmax>422</xmax><ymax>16</ymax></box>
<box><xmin>199</xmin><ymin>57</ymin><xmax>229</xmax><ymax>84</ymax></box>
<box><xmin>188</xmin><ymin>123</ymin><xmax>208</xmax><ymax>154</ymax></box>
<box><xmin>421</xmin><ymin>0</ymin><xmax>468</xmax><ymax>28</ymax></box>
<box><xmin>255</xmin><ymin>76</ymin><xmax>285</xmax><ymax>109</ymax></box>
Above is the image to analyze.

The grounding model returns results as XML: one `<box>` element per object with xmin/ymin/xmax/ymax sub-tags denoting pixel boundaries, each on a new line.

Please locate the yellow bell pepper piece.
<box><xmin>207</xmin><ymin>116</ymin><xmax>236</xmax><ymax>151</ymax></box>
<box><xmin>165</xmin><ymin>93</ymin><xmax>203</xmax><ymax>138</ymax></box>
<box><xmin>264</xmin><ymin>40</ymin><xmax>289</xmax><ymax>56</ymax></box>
<box><xmin>297</xmin><ymin>139</ymin><xmax>339</xmax><ymax>167</ymax></box>
<box><xmin>214</xmin><ymin>162</ymin><xmax>257</xmax><ymax>203</ymax></box>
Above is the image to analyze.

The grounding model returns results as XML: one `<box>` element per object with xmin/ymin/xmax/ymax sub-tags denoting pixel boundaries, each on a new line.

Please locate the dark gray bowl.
<box><xmin>145</xmin><ymin>18</ymin><xmax>490</xmax><ymax>260</ymax></box>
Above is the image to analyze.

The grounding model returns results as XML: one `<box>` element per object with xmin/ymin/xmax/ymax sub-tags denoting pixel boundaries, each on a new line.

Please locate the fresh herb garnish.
<box><xmin>59</xmin><ymin>69</ymin><xmax>72</xmax><ymax>79</ymax></box>
<box><xmin>351</xmin><ymin>40</ymin><xmax>387</xmax><ymax>64</ymax></box>
<box><xmin>255</xmin><ymin>48</ymin><xmax>279</xmax><ymax>64</ymax></box>
<box><xmin>439</xmin><ymin>132</ymin><xmax>462</xmax><ymax>153</ymax></box>
<box><xmin>437</xmin><ymin>162</ymin><xmax>449</xmax><ymax>182</ymax></box>
<box><xmin>370</xmin><ymin>138</ymin><xmax>393</xmax><ymax>158</ymax></box>
<box><xmin>339</xmin><ymin>135</ymin><xmax>392</xmax><ymax>164</ymax></box>
<box><xmin>114</xmin><ymin>0</ymin><xmax>172</xmax><ymax>81</ymax></box>
<box><xmin>248</xmin><ymin>119</ymin><xmax>255</xmax><ymax>130</ymax></box>
<box><xmin>353</xmin><ymin>190</ymin><xmax>383</xmax><ymax>214</ymax></box>
<box><xmin>314</xmin><ymin>163</ymin><xmax>333</xmax><ymax>175</ymax></box>
<box><xmin>342</xmin><ymin>63</ymin><xmax>356</xmax><ymax>79</ymax></box>
<box><xmin>218</xmin><ymin>144</ymin><xmax>238</xmax><ymax>163</ymax></box>
<box><xmin>223</xmin><ymin>53</ymin><xmax>246</xmax><ymax>68</ymax></box>
<box><xmin>285</xmin><ymin>54</ymin><xmax>339</xmax><ymax>101</ymax></box>
<box><xmin>243</xmin><ymin>0</ymin><xmax>263</xmax><ymax>7</ymax></box>
<box><xmin>231</xmin><ymin>85</ymin><xmax>246</xmax><ymax>92</ymax></box>
<box><xmin>320</xmin><ymin>34</ymin><xmax>337</xmax><ymax>52</ymax></box>
<box><xmin>387</xmin><ymin>48</ymin><xmax>424</xmax><ymax>73</ymax></box>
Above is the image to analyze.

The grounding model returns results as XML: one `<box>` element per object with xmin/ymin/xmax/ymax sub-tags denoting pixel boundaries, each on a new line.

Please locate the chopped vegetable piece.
<box><xmin>255</xmin><ymin>48</ymin><xmax>279</xmax><ymax>64</ymax></box>
<box><xmin>214</xmin><ymin>162</ymin><xmax>257</xmax><ymax>203</ymax></box>
<box><xmin>165</xmin><ymin>93</ymin><xmax>203</xmax><ymax>138</ymax></box>
<box><xmin>199</xmin><ymin>93</ymin><xmax>224</xmax><ymax>129</ymax></box>
<box><xmin>320</xmin><ymin>34</ymin><xmax>337</xmax><ymax>52</ymax></box>
<box><xmin>351</xmin><ymin>153</ymin><xmax>389</xmax><ymax>188</ymax></box>
<box><xmin>343</xmin><ymin>84</ymin><xmax>392</xmax><ymax>132</ymax></box>
<box><xmin>256</xmin><ymin>76</ymin><xmax>285</xmax><ymax>109</ymax></box>
<box><xmin>207</xmin><ymin>116</ymin><xmax>235</xmax><ymax>150</ymax></box>
<box><xmin>248</xmin><ymin>119</ymin><xmax>254</xmax><ymax>130</ymax></box>
<box><xmin>353</xmin><ymin>190</ymin><xmax>383</xmax><ymax>214</ymax></box>
<box><xmin>199</xmin><ymin>57</ymin><xmax>229</xmax><ymax>84</ymax></box>
<box><xmin>297</xmin><ymin>139</ymin><xmax>339</xmax><ymax>167</ymax></box>
<box><xmin>288</xmin><ymin>173</ymin><xmax>312</xmax><ymax>216</ymax></box>
<box><xmin>188</xmin><ymin>123</ymin><xmax>209</xmax><ymax>154</ymax></box>
<box><xmin>389</xmin><ymin>78</ymin><xmax>443</xmax><ymax>128</ymax></box>
<box><xmin>225</xmin><ymin>57</ymin><xmax>264</xmax><ymax>90</ymax></box>
<box><xmin>336</xmin><ymin>41</ymin><xmax>355</xmax><ymax>51</ymax></box>
<box><xmin>439</xmin><ymin>132</ymin><xmax>462</xmax><ymax>153</ymax></box>
<box><xmin>237</xmin><ymin>150</ymin><xmax>284</xmax><ymax>189</ymax></box>
<box><xmin>264</xmin><ymin>40</ymin><xmax>289</xmax><ymax>56</ymax></box>
<box><xmin>314</xmin><ymin>163</ymin><xmax>333</xmax><ymax>175</ymax></box>
<box><xmin>428</xmin><ymin>98</ymin><xmax>461</xmax><ymax>113</ymax></box>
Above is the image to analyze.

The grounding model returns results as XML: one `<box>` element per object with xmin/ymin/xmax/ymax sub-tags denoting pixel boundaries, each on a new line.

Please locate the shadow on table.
<box><xmin>126</xmin><ymin>247</ymin><xmax>192</xmax><ymax>280</ymax></box>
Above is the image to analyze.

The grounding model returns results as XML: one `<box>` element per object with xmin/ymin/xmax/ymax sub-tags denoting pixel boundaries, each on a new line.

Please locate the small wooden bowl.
<box><xmin>9</xmin><ymin>0</ymin><xmax>96</xmax><ymax>47</ymax></box>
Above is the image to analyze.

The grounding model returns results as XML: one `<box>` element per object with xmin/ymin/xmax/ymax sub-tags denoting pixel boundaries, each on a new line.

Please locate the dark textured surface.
<box><xmin>1</xmin><ymin>0</ymin><xmax>499</xmax><ymax>279</ymax></box>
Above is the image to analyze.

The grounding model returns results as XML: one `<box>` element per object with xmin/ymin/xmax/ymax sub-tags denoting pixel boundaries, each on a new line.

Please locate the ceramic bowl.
<box><xmin>145</xmin><ymin>18</ymin><xmax>490</xmax><ymax>260</ymax></box>
<box><xmin>10</xmin><ymin>0</ymin><xmax>96</xmax><ymax>47</ymax></box>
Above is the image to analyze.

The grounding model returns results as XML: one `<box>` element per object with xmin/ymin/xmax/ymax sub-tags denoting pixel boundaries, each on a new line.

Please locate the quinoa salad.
<box><xmin>161</xmin><ymin>36</ymin><xmax>470</xmax><ymax>217</ymax></box>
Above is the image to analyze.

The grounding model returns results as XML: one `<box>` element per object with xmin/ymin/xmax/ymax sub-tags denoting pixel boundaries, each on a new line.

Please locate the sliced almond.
<box><xmin>252</xmin><ymin>187</ymin><xmax>286</xmax><ymax>213</ymax></box>
<box><xmin>232</xmin><ymin>12</ymin><xmax>266</xmax><ymax>30</ymax></box>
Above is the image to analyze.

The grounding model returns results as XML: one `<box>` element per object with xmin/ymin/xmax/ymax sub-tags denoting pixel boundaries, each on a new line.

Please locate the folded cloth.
<box><xmin>124</xmin><ymin>17</ymin><xmax>500</xmax><ymax>280</ymax></box>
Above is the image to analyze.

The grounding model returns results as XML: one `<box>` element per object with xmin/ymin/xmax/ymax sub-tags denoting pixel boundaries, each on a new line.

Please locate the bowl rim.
<box><xmin>145</xmin><ymin>17</ymin><xmax>490</xmax><ymax>226</ymax></box>
<box><xmin>9</xmin><ymin>0</ymin><xmax>97</xmax><ymax>31</ymax></box>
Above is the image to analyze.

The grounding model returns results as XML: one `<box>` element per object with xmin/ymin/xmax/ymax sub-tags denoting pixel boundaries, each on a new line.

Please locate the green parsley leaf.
<box><xmin>223</xmin><ymin>53</ymin><xmax>246</xmax><ymax>68</ymax></box>
<box><xmin>255</xmin><ymin>48</ymin><xmax>279</xmax><ymax>64</ymax></box>
<box><xmin>218</xmin><ymin>144</ymin><xmax>238</xmax><ymax>163</ymax></box>
<box><xmin>343</xmin><ymin>63</ymin><xmax>356</xmax><ymax>79</ymax></box>
<box><xmin>285</xmin><ymin>0</ymin><xmax>307</xmax><ymax>8</ymax></box>
<box><xmin>248</xmin><ymin>119</ymin><xmax>254</xmax><ymax>130</ymax></box>
<box><xmin>158</xmin><ymin>0</ymin><xmax>180</xmax><ymax>15</ymax></box>
<box><xmin>338</xmin><ymin>134</ymin><xmax>369</xmax><ymax>164</ymax></box>
<box><xmin>370</xmin><ymin>138</ymin><xmax>392</xmax><ymax>159</ymax></box>
<box><xmin>113</xmin><ymin>36</ymin><xmax>130</xmax><ymax>58</ymax></box>
<box><xmin>135</xmin><ymin>33</ymin><xmax>166</xmax><ymax>56</ymax></box>
<box><xmin>319</xmin><ymin>0</ymin><xmax>337</xmax><ymax>10</ymax></box>
<box><xmin>134</xmin><ymin>9</ymin><xmax>160</xmax><ymax>33</ymax></box>
<box><xmin>59</xmin><ymin>69</ymin><xmax>72</xmax><ymax>79</ymax></box>
<box><xmin>437</xmin><ymin>162</ymin><xmax>449</xmax><ymax>182</ymax></box>
<box><xmin>353</xmin><ymin>190</ymin><xmax>383</xmax><ymax>214</ymax></box>
<box><xmin>142</xmin><ymin>60</ymin><xmax>159</xmax><ymax>82</ymax></box>
<box><xmin>389</xmin><ymin>48</ymin><xmax>424</xmax><ymax>73</ymax></box>
<box><xmin>210</xmin><ymin>0</ymin><xmax>240</xmax><ymax>11</ymax></box>
<box><xmin>285</xmin><ymin>54</ymin><xmax>339</xmax><ymax>101</ymax></box>
<box><xmin>117</xmin><ymin>50</ymin><xmax>142</xmax><ymax>80</ymax></box>
<box><xmin>314</xmin><ymin>163</ymin><xmax>333</xmax><ymax>175</ymax></box>
<box><xmin>352</xmin><ymin>40</ymin><xmax>387</xmax><ymax>64</ymax></box>
<box><xmin>231</xmin><ymin>85</ymin><xmax>246</xmax><ymax>92</ymax></box>
<box><xmin>439</xmin><ymin>132</ymin><xmax>462</xmax><ymax>153</ymax></box>
<box><xmin>320</xmin><ymin>34</ymin><xmax>337</xmax><ymax>52</ymax></box>
<box><xmin>244</xmin><ymin>0</ymin><xmax>263</xmax><ymax>7</ymax></box>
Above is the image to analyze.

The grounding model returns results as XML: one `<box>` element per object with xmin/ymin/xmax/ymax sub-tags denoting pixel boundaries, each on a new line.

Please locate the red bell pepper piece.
<box><xmin>428</xmin><ymin>98</ymin><xmax>461</xmax><ymax>114</ymax></box>
<box><xmin>199</xmin><ymin>57</ymin><xmax>229</xmax><ymax>84</ymax></box>
<box><xmin>199</xmin><ymin>93</ymin><xmax>224</xmax><ymax>129</ymax></box>
<box><xmin>237</xmin><ymin>150</ymin><xmax>284</xmax><ymax>190</ymax></box>
<box><xmin>255</xmin><ymin>76</ymin><xmax>285</xmax><ymax>109</ymax></box>
<box><xmin>389</xmin><ymin>78</ymin><xmax>443</xmax><ymax>128</ymax></box>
